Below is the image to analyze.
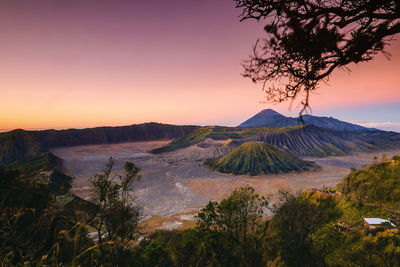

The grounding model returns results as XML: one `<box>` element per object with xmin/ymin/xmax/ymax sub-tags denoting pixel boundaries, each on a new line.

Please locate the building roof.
<box><xmin>363</xmin><ymin>218</ymin><xmax>396</xmax><ymax>227</ymax></box>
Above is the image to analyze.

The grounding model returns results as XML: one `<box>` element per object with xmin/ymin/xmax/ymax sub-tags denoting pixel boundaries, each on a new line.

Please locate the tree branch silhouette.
<box><xmin>235</xmin><ymin>0</ymin><xmax>400</xmax><ymax>117</ymax></box>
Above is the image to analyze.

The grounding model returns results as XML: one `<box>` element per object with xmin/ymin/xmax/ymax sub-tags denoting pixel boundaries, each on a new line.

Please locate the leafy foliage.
<box><xmin>0</xmin><ymin>157</ymin><xmax>144</xmax><ymax>266</ymax></box>
<box><xmin>181</xmin><ymin>186</ymin><xmax>270</xmax><ymax>266</ymax></box>
<box><xmin>339</xmin><ymin>155</ymin><xmax>400</xmax><ymax>207</ymax></box>
<box><xmin>0</xmin><ymin>167</ymin><xmax>93</xmax><ymax>266</ymax></box>
<box><xmin>268</xmin><ymin>190</ymin><xmax>342</xmax><ymax>266</ymax></box>
<box><xmin>197</xmin><ymin>186</ymin><xmax>269</xmax><ymax>236</ymax></box>
<box><xmin>323</xmin><ymin>228</ymin><xmax>400</xmax><ymax>266</ymax></box>
<box><xmin>88</xmin><ymin>157</ymin><xmax>143</xmax><ymax>264</ymax></box>
<box><xmin>135</xmin><ymin>187</ymin><xmax>400</xmax><ymax>267</ymax></box>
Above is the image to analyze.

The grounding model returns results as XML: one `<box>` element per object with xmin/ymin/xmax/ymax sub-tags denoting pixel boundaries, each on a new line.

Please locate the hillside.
<box><xmin>250</xmin><ymin>125</ymin><xmax>379</xmax><ymax>157</ymax></box>
<box><xmin>151</xmin><ymin>125</ymin><xmax>303</xmax><ymax>154</ymax></box>
<box><xmin>239</xmin><ymin>109</ymin><xmax>374</xmax><ymax>131</ymax></box>
<box><xmin>0</xmin><ymin>123</ymin><xmax>198</xmax><ymax>166</ymax></box>
<box><xmin>0</xmin><ymin>129</ymin><xmax>45</xmax><ymax>164</ymax></box>
<box><xmin>206</xmin><ymin>142</ymin><xmax>315</xmax><ymax>176</ymax></box>
<box><xmin>33</xmin><ymin>122</ymin><xmax>199</xmax><ymax>148</ymax></box>
<box><xmin>152</xmin><ymin>124</ymin><xmax>400</xmax><ymax>157</ymax></box>
<box><xmin>338</xmin><ymin>155</ymin><xmax>400</xmax><ymax>207</ymax></box>
<box><xmin>151</xmin><ymin>126</ymin><xmax>244</xmax><ymax>153</ymax></box>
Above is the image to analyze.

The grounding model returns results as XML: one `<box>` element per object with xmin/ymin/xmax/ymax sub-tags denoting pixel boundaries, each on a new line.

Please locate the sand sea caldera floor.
<box><xmin>51</xmin><ymin>140</ymin><xmax>400</xmax><ymax>228</ymax></box>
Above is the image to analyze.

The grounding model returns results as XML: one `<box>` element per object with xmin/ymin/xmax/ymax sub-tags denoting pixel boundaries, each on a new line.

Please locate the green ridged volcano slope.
<box><xmin>206</xmin><ymin>142</ymin><xmax>315</xmax><ymax>176</ymax></box>
<box><xmin>150</xmin><ymin>125</ymin><xmax>303</xmax><ymax>154</ymax></box>
<box><xmin>151</xmin><ymin>126</ymin><xmax>243</xmax><ymax>153</ymax></box>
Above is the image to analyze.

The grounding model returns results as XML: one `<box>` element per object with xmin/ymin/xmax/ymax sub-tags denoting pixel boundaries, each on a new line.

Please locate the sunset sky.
<box><xmin>1</xmin><ymin>0</ymin><xmax>400</xmax><ymax>132</ymax></box>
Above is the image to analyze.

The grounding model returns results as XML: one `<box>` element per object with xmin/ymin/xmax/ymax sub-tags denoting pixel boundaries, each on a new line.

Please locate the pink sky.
<box><xmin>1</xmin><ymin>0</ymin><xmax>399</xmax><ymax>131</ymax></box>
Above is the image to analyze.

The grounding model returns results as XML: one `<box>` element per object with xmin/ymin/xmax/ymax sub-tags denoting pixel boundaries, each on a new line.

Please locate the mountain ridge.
<box><xmin>249</xmin><ymin>124</ymin><xmax>377</xmax><ymax>157</ymax></box>
<box><xmin>2</xmin><ymin>119</ymin><xmax>399</xmax><ymax>168</ymax></box>
<box><xmin>0</xmin><ymin>122</ymin><xmax>199</xmax><ymax>166</ymax></box>
<box><xmin>152</xmin><ymin>124</ymin><xmax>400</xmax><ymax>157</ymax></box>
<box><xmin>238</xmin><ymin>109</ymin><xmax>377</xmax><ymax>131</ymax></box>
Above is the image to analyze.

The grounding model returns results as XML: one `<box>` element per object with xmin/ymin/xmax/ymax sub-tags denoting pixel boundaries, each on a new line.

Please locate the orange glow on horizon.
<box><xmin>1</xmin><ymin>1</ymin><xmax>399</xmax><ymax>131</ymax></box>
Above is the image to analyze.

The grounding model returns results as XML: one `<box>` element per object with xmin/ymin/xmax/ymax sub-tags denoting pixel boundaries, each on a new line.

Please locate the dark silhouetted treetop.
<box><xmin>235</xmin><ymin>0</ymin><xmax>400</xmax><ymax>115</ymax></box>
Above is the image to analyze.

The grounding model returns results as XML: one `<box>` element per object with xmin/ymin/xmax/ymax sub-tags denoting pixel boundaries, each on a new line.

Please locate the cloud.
<box><xmin>352</xmin><ymin>121</ymin><xmax>400</xmax><ymax>132</ymax></box>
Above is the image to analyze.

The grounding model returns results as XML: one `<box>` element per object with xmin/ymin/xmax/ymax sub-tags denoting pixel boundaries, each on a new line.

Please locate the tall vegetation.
<box><xmin>89</xmin><ymin>157</ymin><xmax>143</xmax><ymax>264</ymax></box>
<box><xmin>2</xmin><ymin>155</ymin><xmax>400</xmax><ymax>266</ymax></box>
<box><xmin>268</xmin><ymin>190</ymin><xmax>341</xmax><ymax>266</ymax></box>
<box><xmin>196</xmin><ymin>186</ymin><xmax>269</xmax><ymax>266</ymax></box>
<box><xmin>0</xmin><ymin>166</ymin><xmax>92</xmax><ymax>265</ymax></box>
<box><xmin>0</xmin><ymin>157</ymin><xmax>143</xmax><ymax>266</ymax></box>
<box><xmin>339</xmin><ymin>155</ymin><xmax>400</xmax><ymax>207</ymax></box>
<box><xmin>134</xmin><ymin>188</ymin><xmax>400</xmax><ymax>266</ymax></box>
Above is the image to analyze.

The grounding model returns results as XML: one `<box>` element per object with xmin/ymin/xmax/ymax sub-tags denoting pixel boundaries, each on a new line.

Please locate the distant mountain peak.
<box><xmin>258</xmin><ymin>109</ymin><xmax>286</xmax><ymax>117</ymax></box>
<box><xmin>239</xmin><ymin>109</ymin><xmax>286</xmax><ymax>127</ymax></box>
<box><xmin>239</xmin><ymin>109</ymin><xmax>374</xmax><ymax>131</ymax></box>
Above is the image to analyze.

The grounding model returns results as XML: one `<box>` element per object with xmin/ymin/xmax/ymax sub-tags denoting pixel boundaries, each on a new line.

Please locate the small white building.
<box><xmin>363</xmin><ymin>218</ymin><xmax>396</xmax><ymax>229</ymax></box>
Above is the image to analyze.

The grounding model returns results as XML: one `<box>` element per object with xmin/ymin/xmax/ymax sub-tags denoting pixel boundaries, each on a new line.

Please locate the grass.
<box><xmin>338</xmin><ymin>155</ymin><xmax>400</xmax><ymax>209</ymax></box>
<box><xmin>305</xmin><ymin>191</ymin><xmax>392</xmax><ymax>226</ymax></box>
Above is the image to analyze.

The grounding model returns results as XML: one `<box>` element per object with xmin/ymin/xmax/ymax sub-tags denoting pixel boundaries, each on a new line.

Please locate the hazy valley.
<box><xmin>51</xmin><ymin>136</ymin><xmax>400</xmax><ymax>230</ymax></box>
<box><xmin>4</xmin><ymin>109</ymin><xmax>400</xmax><ymax>227</ymax></box>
